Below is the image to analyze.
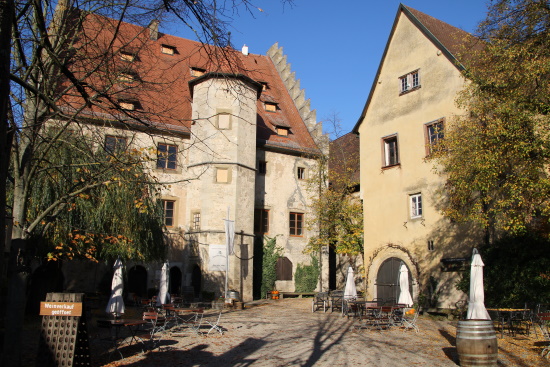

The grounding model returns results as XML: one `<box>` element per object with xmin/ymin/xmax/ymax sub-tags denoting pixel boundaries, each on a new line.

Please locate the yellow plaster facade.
<box><xmin>356</xmin><ymin>6</ymin><xmax>483</xmax><ymax>308</ymax></box>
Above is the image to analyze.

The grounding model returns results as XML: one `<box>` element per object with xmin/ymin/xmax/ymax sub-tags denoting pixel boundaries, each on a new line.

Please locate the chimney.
<box><xmin>148</xmin><ymin>19</ymin><xmax>159</xmax><ymax>41</ymax></box>
<box><xmin>242</xmin><ymin>44</ymin><xmax>249</xmax><ymax>56</ymax></box>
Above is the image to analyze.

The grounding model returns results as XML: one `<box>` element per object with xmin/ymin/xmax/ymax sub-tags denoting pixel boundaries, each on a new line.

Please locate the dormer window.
<box><xmin>399</xmin><ymin>69</ymin><xmax>420</xmax><ymax>94</ymax></box>
<box><xmin>265</xmin><ymin>102</ymin><xmax>277</xmax><ymax>112</ymax></box>
<box><xmin>120</xmin><ymin>50</ymin><xmax>137</xmax><ymax>62</ymax></box>
<box><xmin>118</xmin><ymin>98</ymin><xmax>139</xmax><ymax>111</ymax></box>
<box><xmin>161</xmin><ymin>44</ymin><xmax>177</xmax><ymax>55</ymax></box>
<box><xmin>276</xmin><ymin>127</ymin><xmax>289</xmax><ymax>136</ymax></box>
<box><xmin>118</xmin><ymin>70</ymin><xmax>139</xmax><ymax>82</ymax></box>
<box><xmin>191</xmin><ymin>67</ymin><xmax>206</xmax><ymax>77</ymax></box>
<box><xmin>260</xmin><ymin>82</ymin><xmax>269</xmax><ymax>91</ymax></box>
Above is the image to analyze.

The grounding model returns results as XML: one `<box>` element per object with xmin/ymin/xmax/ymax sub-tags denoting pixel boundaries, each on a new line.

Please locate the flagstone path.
<box><xmin>87</xmin><ymin>298</ymin><xmax>549</xmax><ymax>367</ymax></box>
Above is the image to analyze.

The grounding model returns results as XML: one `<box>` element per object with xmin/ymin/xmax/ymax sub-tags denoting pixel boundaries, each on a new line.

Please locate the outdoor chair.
<box><xmin>141</xmin><ymin>311</ymin><xmax>167</xmax><ymax>350</ymax></box>
<box><xmin>171</xmin><ymin>308</ymin><xmax>204</xmax><ymax>336</ymax></box>
<box><xmin>401</xmin><ymin>309</ymin><xmax>419</xmax><ymax>333</ymax></box>
<box><xmin>373</xmin><ymin>306</ymin><xmax>395</xmax><ymax>331</ymax></box>
<box><xmin>312</xmin><ymin>292</ymin><xmax>329</xmax><ymax>312</ymax></box>
<box><xmin>204</xmin><ymin>310</ymin><xmax>224</xmax><ymax>336</ymax></box>
<box><xmin>537</xmin><ymin>313</ymin><xmax>550</xmax><ymax>358</ymax></box>
<box><xmin>329</xmin><ymin>290</ymin><xmax>344</xmax><ymax>313</ymax></box>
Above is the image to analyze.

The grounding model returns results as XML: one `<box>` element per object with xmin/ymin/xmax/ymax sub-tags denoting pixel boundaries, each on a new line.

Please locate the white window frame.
<box><xmin>399</xmin><ymin>69</ymin><xmax>420</xmax><ymax>94</ymax></box>
<box><xmin>410</xmin><ymin>193</ymin><xmax>423</xmax><ymax>219</ymax></box>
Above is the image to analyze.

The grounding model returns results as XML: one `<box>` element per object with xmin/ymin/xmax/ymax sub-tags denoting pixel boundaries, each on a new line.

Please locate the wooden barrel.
<box><xmin>456</xmin><ymin>320</ymin><xmax>498</xmax><ymax>366</ymax></box>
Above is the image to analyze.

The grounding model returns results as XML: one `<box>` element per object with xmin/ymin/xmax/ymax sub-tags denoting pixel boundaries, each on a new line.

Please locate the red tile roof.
<box><xmin>329</xmin><ymin>132</ymin><xmax>360</xmax><ymax>186</ymax></box>
<box><xmin>62</xmin><ymin>12</ymin><xmax>320</xmax><ymax>154</ymax></box>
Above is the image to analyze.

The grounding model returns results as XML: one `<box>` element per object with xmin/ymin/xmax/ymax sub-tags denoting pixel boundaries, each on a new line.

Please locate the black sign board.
<box><xmin>440</xmin><ymin>257</ymin><xmax>469</xmax><ymax>272</ymax></box>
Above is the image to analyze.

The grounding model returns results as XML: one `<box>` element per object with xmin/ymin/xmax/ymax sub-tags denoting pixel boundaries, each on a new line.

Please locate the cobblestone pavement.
<box><xmin>87</xmin><ymin>298</ymin><xmax>548</xmax><ymax>367</ymax></box>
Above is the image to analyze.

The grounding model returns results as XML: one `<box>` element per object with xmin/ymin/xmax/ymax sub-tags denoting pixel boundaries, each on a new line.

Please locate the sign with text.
<box><xmin>40</xmin><ymin>301</ymin><xmax>83</xmax><ymax>316</ymax></box>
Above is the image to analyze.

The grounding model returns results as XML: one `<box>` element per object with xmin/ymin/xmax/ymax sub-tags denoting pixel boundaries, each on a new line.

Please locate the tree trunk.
<box><xmin>0</xmin><ymin>0</ymin><xmax>15</xmax><ymax>363</ymax></box>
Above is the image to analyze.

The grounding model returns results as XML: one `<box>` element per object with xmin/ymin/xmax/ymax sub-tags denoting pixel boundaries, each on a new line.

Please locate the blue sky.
<box><xmin>164</xmin><ymin>1</ymin><xmax>489</xmax><ymax>138</ymax></box>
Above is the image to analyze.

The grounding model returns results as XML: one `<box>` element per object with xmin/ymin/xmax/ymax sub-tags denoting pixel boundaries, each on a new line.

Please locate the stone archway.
<box><xmin>366</xmin><ymin>244</ymin><xmax>419</xmax><ymax>302</ymax></box>
<box><xmin>127</xmin><ymin>265</ymin><xmax>148</xmax><ymax>298</ymax></box>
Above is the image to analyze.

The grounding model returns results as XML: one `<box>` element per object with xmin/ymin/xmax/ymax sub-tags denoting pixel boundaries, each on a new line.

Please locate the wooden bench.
<box><xmin>280</xmin><ymin>292</ymin><xmax>315</xmax><ymax>299</ymax></box>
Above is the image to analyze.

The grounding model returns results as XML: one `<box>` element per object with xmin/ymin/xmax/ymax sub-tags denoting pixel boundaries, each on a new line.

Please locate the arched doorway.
<box><xmin>169</xmin><ymin>266</ymin><xmax>182</xmax><ymax>295</ymax></box>
<box><xmin>127</xmin><ymin>265</ymin><xmax>147</xmax><ymax>298</ymax></box>
<box><xmin>191</xmin><ymin>264</ymin><xmax>202</xmax><ymax>298</ymax></box>
<box><xmin>376</xmin><ymin>257</ymin><xmax>412</xmax><ymax>303</ymax></box>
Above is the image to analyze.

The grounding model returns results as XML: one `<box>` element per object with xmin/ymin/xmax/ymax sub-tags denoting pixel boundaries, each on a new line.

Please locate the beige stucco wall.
<box><xmin>187</xmin><ymin>77</ymin><xmax>258</xmax><ymax>301</ymax></box>
<box><xmin>255</xmin><ymin>149</ymin><xmax>321</xmax><ymax>292</ymax></box>
<box><xmin>358</xmin><ymin>13</ymin><xmax>482</xmax><ymax>308</ymax></box>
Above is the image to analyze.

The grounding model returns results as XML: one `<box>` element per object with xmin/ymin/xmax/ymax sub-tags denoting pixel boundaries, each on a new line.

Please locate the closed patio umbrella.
<box><xmin>466</xmin><ymin>248</ymin><xmax>490</xmax><ymax>320</ymax></box>
<box><xmin>156</xmin><ymin>261</ymin><xmax>170</xmax><ymax>306</ymax></box>
<box><xmin>344</xmin><ymin>266</ymin><xmax>357</xmax><ymax>300</ymax></box>
<box><xmin>106</xmin><ymin>258</ymin><xmax>125</xmax><ymax>316</ymax></box>
<box><xmin>398</xmin><ymin>263</ymin><xmax>413</xmax><ymax>307</ymax></box>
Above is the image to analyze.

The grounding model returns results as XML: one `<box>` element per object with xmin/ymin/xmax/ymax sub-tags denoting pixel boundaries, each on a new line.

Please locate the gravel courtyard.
<box><xmin>86</xmin><ymin>298</ymin><xmax>550</xmax><ymax>367</ymax></box>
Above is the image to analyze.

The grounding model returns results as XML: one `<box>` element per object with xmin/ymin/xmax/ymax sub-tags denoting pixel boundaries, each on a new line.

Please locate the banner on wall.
<box><xmin>209</xmin><ymin>244</ymin><xmax>227</xmax><ymax>271</ymax></box>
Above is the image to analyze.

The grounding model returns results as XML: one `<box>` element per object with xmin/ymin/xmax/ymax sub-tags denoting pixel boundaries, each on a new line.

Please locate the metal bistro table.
<box><xmin>97</xmin><ymin>318</ymin><xmax>148</xmax><ymax>359</ymax></box>
<box><xmin>486</xmin><ymin>308</ymin><xmax>531</xmax><ymax>337</ymax></box>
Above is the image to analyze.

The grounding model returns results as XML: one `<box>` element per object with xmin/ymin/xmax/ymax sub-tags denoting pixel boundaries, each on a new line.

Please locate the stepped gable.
<box><xmin>65</xmin><ymin>13</ymin><xmax>320</xmax><ymax>154</ymax></box>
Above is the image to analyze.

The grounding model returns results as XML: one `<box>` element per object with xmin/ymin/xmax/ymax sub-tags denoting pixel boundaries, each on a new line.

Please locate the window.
<box><xmin>297</xmin><ymin>167</ymin><xmax>306</xmax><ymax>180</ymax></box>
<box><xmin>258</xmin><ymin>161</ymin><xmax>267</xmax><ymax>175</ymax></box>
<box><xmin>104</xmin><ymin>135</ymin><xmax>127</xmax><ymax>154</ymax></box>
<box><xmin>276</xmin><ymin>127</ymin><xmax>289</xmax><ymax>136</ymax></box>
<box><xmin>162</xmin><ymin>200</ymin><xmax>175</xmax><ymax>227</ymax></box>
<box><xmin>427</xmin><ymin>240</ymin><xmax>435</xmax><ymax>252</ymax></box>
<box><xmin>118</xmin><ymin>72</ymin><xmax>138</xmax><ymax>83</ymax></box>
<box><xmin>425</xmin><ymin>119</ymin><xmax>445</xmax><ymax>155</ymax></box>
<box><xmin>217</xmin><ymin>112</ymin><xmax>231</xmax><ymax>130</ymax></box>
<box><xmin>265</xmin><ymin>102</ymin><xmax>277</xmax><ymax>112</ymax></box>
<box><xmin>192</xmin><ymin>212</ymin><xmax>201</xmax><ymax>231</ymax></box>
<box><xmin>120</xmin><ymin>51</ymin><xmax>136</xmax><ymax>62</ymax></box>
<box><xmin>260</xmin><ymin>82</ymin><xmax>269</xmax><ymax>91</ymax></box>
<box><xmin>399</xmin><ymin>70</ymin><xmax>420</xmax><ymax>94</ymax></box>
<box><xmin>157</xmin><ymin>143</ymin><xmax>177</xmax><ymax>170</ymax></box>
<box><xmin>289</xmin><ymin>212</ymin><xmax>304</xmax><ymax>236</ymax></box>
<box><xmin>161</xmin><ymin>44</ymin><xmax>176</xmax><ymax>55</ymax></box>
<box><xmin>216</xmin><ymin>168</ymin><xmax>230</xmax><ymax>183</ymax></box>
<box><xmin>191</xmin><ymin>67</ymin><xmax>205</xmax><ymax>77</ymax></box>
<box><xmin>254</xmin><ymin>209</ymin><xmax>269</xmax><ymax>234</ymax></box>
<box><xmin>382</xmin><ymin>135</ymin><xmax>399</xmax><ymax>167</ymax></box>
<box><xmin>276</xmin><ymin>257</ymin><xmax>293</xmax><ymax>280</ymax></box>
<box><xmin>410</xmin><ymin>193</ymin><xmax>422</xmax><ymax>219</ymax></box>
<box><xmin>119</xmin><ymin>101</ymin><xmax>136</xmax><ymax>110</ymax></box>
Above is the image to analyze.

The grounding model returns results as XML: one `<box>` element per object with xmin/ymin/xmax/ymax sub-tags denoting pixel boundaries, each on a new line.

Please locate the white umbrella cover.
<box><xmin>398</xmin><ymin>263</ymin><xmax>413</xmax><ymax>307</ymax></box>
<box><xmin>106</xmin><ymin>258</ymin><xmax>125</xmax><ymax>316</ymax></box>
<box><xmin>466</xmin><ymin>249</ymin><xmax>491</xmax><ymax>320</ymax></box>
<box><xmin>157</xmin><ymin>261</ymin><xmax>170</xmax><ymax>306</ymax></box>
<box><xmin>344</xmin><ymin>266</ymin><xmax>357</xmax><ymax>300</ymax></box>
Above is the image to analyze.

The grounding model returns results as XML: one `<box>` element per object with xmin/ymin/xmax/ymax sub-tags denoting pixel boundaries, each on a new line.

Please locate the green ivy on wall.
<box><xmin>295</xmin><ymin>255</ymin><xmax>320</xmax><ymax>293</ymax></box>
<box><xmin>261</xmin><ymin>235</ymin><xmax>283</xmax><ymax>298</ymax></box>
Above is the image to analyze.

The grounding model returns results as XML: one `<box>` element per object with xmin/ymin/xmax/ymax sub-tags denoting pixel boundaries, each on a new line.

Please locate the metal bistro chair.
<box><xmin>141</xmin><ymin>311</ymin><xmax>167</xmax><ymax>350</ymax></box>
<box><xmin>537</xmin><ymin>313</ymin><xmax>550</xmax><ymax>358</ymax></box>
<box><xmin>204</xmin><ymin>310</ymin><xmax>224</xmax><ymax>336</ymax></box>
<box><xmin>312</xmin><ymin>292</ymin><xmax>329</xmax><ymax>312</ymax></box>
<box><xmin>330</xmin><ymin>290</ymin><xmax>344</xmax><ymax>314</ymax></box>
<box><xmin>401</xmin><ymin>309</ymin><xmax>419</xmax><ymax>333</ymax></box>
